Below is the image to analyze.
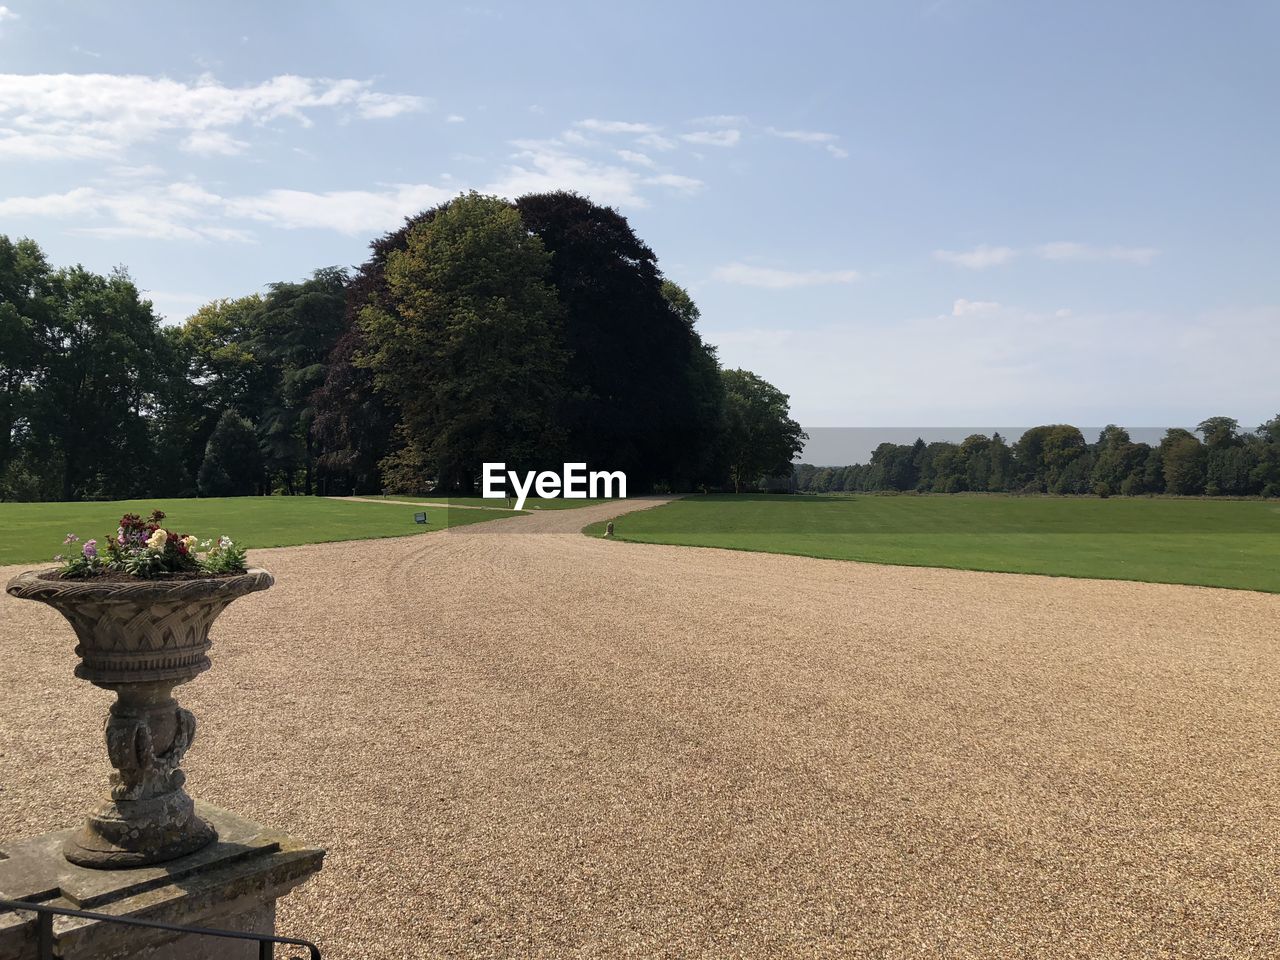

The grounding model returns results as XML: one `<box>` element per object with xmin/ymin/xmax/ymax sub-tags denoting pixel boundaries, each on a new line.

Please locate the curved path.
<box><xmin>2</xmin><ymin>498</ymin><xmax>1278</xmax><ymax>958</ymax></box>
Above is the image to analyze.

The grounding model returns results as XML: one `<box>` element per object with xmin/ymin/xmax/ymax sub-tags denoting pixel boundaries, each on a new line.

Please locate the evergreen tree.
<box><xmin>198</xmin><ymin>410</ymin><xmax>263</xmax><ymax>497</ymax></box>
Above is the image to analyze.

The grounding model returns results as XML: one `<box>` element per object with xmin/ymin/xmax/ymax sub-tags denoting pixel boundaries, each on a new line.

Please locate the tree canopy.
<box><xmin>795</xmin><ymin>418</ymin><xmax>1280</xmax><ymax>498</ymax></box>
<box><xmin>4</xmin><ymin>210</ymin><xmax>1275</xmax><ymax>504</ymax></box>
<box><xmin>720</xmin><ymin>368</ymin><xmax>808</xmax><ymax>493</ymax></box>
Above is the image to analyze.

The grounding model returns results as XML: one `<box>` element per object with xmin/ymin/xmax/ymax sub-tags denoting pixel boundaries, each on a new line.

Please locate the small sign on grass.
<box><xmin>414</xmin><ymin>512</ymin><xmax>427</xmax><ymax>525</ymax></box>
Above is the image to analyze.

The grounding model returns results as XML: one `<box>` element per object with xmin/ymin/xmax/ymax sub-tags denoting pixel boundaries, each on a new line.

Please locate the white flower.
<box><xmin>218</xmin><ymin>536</ymin><xmax>233</xmax><ymax>549</ymax></box>
<box><xmin>146</xmin><ymin>529</ymin><xmax>168</xmax><ymax>551</ymax></box>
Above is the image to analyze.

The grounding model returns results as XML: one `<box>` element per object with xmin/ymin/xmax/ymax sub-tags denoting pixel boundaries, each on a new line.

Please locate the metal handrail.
<box><xmin>0</xmin><ymin>897</ymin><xmax>321</xmax><ymax>959</ymax></box>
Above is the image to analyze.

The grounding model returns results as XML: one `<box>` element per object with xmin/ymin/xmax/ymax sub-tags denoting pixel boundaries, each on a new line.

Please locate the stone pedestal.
<box><xmin>0</xmin><ymin>804</ymin><xmax>323</xmax><ymax>960</ymax></box>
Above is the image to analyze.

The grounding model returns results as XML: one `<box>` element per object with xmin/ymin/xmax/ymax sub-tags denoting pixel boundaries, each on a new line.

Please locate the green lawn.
<box><xmin>0</xmin><ymin>497</ymin><xmax>514</xmax><ymax>566</ymax></box>
<box><xmin>586</xmin><ymin>494</ymin><xmax>1280</xmax><ymax>593</ymax></box>
<box><xmin>370</xmin><ymin>494</ymin><xmax>609</xmax><ymax>510</ymax></box>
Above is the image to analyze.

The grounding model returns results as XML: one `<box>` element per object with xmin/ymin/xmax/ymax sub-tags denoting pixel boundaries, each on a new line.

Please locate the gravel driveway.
<box><xmin>2</xmin><ymin>497</ymin><xmax>1278</xmax><ymax>958</ymax></box>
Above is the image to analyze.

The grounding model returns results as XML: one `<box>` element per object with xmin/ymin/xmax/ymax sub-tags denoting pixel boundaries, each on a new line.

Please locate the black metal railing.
<box><xmin>0</xmin><ymin>897</ymin><xmax>320</xmax><ymax>959</ymax></box>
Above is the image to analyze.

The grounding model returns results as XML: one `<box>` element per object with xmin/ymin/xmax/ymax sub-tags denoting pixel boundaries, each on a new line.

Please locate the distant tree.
<box><xmin>312</xmin><ymin>206</ymin><xmax>452</xmax><ymax>496</ymax></box>
<box><xmin>720</xmin><ymin>368</ymin><xmax>807</xmax><ymax>493</ymax></box>
<box><xmin>811</xmin><ymin>466</ymin><xmax>835</xmax><ymax>493</ymax></box>
<box><xmin>866</xmin><ymin>441</ymin><xmax>923</xmax><ymax>491</ymax></box>
<box><xmin>1206</xmin><ymin>445</ymin><xmax>1256</xmax><ymax>496</ymax></box>
<box><xmin>959</xmin><ymin>434</ymin><xmax>992</xmax><ymax>491</ymax></box>
<box><xmin>927</xmin><ymin>442</ymin><xmax>966</xmax><ymax>492</ymax></box>
<box><xmin>1090</xmin><ymin>424</ymin><xmax>1148</xmax><ymax>496</ymax></box>
<box><xmin>1141</xmin><ymin>445</ymin><xmax>1165</xmax><ymax>493</ymax></box>
<box><xmin>1160</xmin><ymin>428</ymin><xmax>1206</xmax><ymax>495</ymax></box>
<box><xmin>250</xmin><ymin>268</ymin><xmax>348</xmax><ymax>494</ymax></box>
<box><xmin>358</xmin><ymin>193</ymin><xmax>567</xmax><ymax>492</ymax></box>
<box><xmin>310</xmin><ymin>324</ymin><xmax>396</xmax><ymax>495</ymax></box>
<box><xmin>198</xmin><ymin>410</ymin><xmax>263</xmax><ymax>497</ymax></box>
<box><xmin>1251</xmin><ymin>414</ymin><xmax>1280</xmax><ymax>496</ymax></box>
<box><xmin>181</xmin><ymin>295</ymin><xmax>269</xmax><ymax>420</ymax></box>
<box><xmin>0</xmin><ymin>236</ymin><xmax>55</xmax><ymax>495</ymax></box>
<box><xmin>1015</xmin><ymin>425</ymin><xmax>1086</xmax><ymax>491</ymax></box>
<box><xmin>1051</xmin><ymin>449</ymin><xmax>1095</xmax><ymax>494</ymax></box>
<box><xmin>1197</xmin><ymin>416</ymin><xmax>1241</xmax><ymax>450</ymax></box>
<box><xmin>987</xmin><ymin>432</ymin><xmax>1014</xmax><ymax>491</ymax></box>
<box><xmin>23</xmin><ymin>265</ymin><xmax>165</xmax><ymax>501</ymax></box>
<box><xmin>793</xmin><ymin>462</ymin><xmax>818</xmax><ymax>492</ymax></box>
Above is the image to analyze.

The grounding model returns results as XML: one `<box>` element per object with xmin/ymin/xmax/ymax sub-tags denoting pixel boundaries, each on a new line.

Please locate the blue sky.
<box><xmin>1</xmin><ymin>1</ymin><xmax>1276</xmax><ymax>434</ymax></box>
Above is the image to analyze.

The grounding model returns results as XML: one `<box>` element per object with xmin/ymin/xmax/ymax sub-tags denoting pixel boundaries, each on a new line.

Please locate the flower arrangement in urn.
<box><xmin>56</xmin><ymin>509</ymin><xmax>248</xmax><ymax>579</ymax></box>
<box><xmin>6</xmin><ymin>507</ymin><xmax>272</xmax><ymax>868</ymax></box>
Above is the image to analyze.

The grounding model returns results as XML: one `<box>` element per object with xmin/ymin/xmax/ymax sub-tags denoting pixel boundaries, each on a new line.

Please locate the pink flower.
<box><xmin>83</xmin><ymin>539</ymin><xmax>98</xmax><ymax>559</ymax></box>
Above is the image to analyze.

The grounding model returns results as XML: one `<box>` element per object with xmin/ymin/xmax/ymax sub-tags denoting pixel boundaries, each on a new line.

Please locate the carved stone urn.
<box><xmin>5</xmin><ymin>569</ymin><xmax>273</xmax><ymax>869</ymax></box>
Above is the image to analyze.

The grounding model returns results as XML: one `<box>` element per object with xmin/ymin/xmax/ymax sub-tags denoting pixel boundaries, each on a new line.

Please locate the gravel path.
<box><xmin>2</xmin><ymin>498</ymin><xmax>1278</xmax><ymax>958</ymax></box>
<box><xmin>332</xmin><ymin>495</ymin><xmax>520</xmax><ymax>511</ymax></box>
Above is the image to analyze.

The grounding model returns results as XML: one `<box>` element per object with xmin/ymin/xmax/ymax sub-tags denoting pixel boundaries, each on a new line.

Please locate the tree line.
<box><xmin>794</xmin><ymin>420</ymin><xmax>1280</xmax><ymax>497</ymax></box>
<box><xmin>0</xmin><ymin>191</ymin><xmax>806</xmax><ymax>502</ymax></box>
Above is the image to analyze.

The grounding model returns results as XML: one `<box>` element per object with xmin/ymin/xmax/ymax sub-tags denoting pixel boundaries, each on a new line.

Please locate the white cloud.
<box><xmin>645</xmin><ymin>173</ymin><xmax>703</xmax><ymax>194</ymax></box>
<box><xmin>574</xmin><ymin>118</ymin><xmax>659</xmax><ymax>134</ymax></box>
<box><xmin>713</xmin><ymin>262</ymin><xmax>860</xmax><ymax>289</ymax></box>
<box><xmin>935</xmin><ymin>242</ymin><xmax>1159</xmax><ymax>269</ymax></box>
<box><xmin>767</xmin><ymin>127</ymin><xmax>838</xmax><ymax>144</ymax></box>
<box><xmin>0</xmin><ymin>179</ymin><xmax>457</xmax><ymax>238</ymax></box>
<box><xmin>636</xmin><ymin>132</ymin><xmax>676</xmax><ymax>151</ymax></box>
<box><xmin>616</xmin><ymin>149</ymin><xmax>655</xmax><ymax>168</ymax></box>
<box><xmin>445</xmin><ymin>114</ymin><xmax>466</xmax><ymax>123</ymax></box>
<box><xmin>180</xmin><ymin>129</ymin><xmax>248</xmax><ymax>156</ymax></box>
<box><xmin>224</xmin><ymin>184</ymin><xmax>455</xmax><ymax>233</ymax></box>
<box><xmin>1035</xmin><ymin>241</ymin><xmax>1159</xmax><ymax>264</ymax></box>
<box><xmin>0</xmin><ymin>73</ymin><xmax>427</xmax><ymax>160</ymax></box>
<box><xmin>681</xmin><ymin>129</ymin><xmax>741</xmax><ymax>147</ymax></box>
<box><xmin>0</xmin><ymin>182</ymin><xmax>249</xmax><ymax>240</ymax></box>
<box><xmin>0</xmin><ymin>5</ymin><xmax>17</xmax><ymax>26</ymax></box>
<box><xmin>933</xmin><ymin>244</ymin><xmax>1017</xmax><ymax>269</ymax></box>
<box><xmin>689</xmin><ymin>114</ymin><xmax>745</xmax><ymax>126</ymax></box>
<box><xmin>559</xmin><ymin>128</ymin><xmax>595</xmax><ymax>147</ymax></box>
<box><xmin>486</xmin><ymin>145</ymin><xmax>649</xmax><ymax>208</ymax></box>
<box><xmin>950</xmin><ymin>298</ymin><xmax>1001</xmax><ymax>317</ymax></box>
<box><xmin>106</xmin><ymin>163</ymin><xmax>165</xmax><ymax>178</ymax></box>
<box><xmin>767</xmin><ymin>127</ymin><xmax>848</xmax><ymax>159</ymax></box>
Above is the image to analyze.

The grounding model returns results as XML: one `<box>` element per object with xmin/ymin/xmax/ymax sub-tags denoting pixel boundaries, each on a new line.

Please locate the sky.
<box><xmin>1</xmin><ymin>0</ymin><xmax>1277</xmax><ymax>446</ymax></box>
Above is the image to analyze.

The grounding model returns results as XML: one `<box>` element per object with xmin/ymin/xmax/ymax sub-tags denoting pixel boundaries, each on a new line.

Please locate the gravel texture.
<box><xmin>2</xmin><ymin>497</ymin><xmax>1278</xmax><ymax>958</ymax></box>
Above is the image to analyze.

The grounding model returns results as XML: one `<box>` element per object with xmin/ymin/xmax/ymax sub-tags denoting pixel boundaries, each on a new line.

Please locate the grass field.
<box><xmin>371</xmin><ymin>494</ymin><xmax>609</xmax><ymax>510</ymax></box>
<box><xmin>0</xmin><ymin>496</ymin><xmax>514</xmax><ymax>566</ymax></box>
<box><xmin>587</xmin><ymin>494</ymin><xmax>1280</xmax><ymax>593</ymax></box>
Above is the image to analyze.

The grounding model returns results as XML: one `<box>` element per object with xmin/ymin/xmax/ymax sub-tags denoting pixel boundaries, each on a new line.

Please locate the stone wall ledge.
<box><xmin>0</xmin><ymin>803</ymin><xmax>323</xmax><ymax>960</ymax></box>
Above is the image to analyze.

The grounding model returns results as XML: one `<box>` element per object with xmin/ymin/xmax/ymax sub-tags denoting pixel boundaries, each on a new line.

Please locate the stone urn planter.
<box><xmin>5</xmin><ymin>568</ymin><xmax>273</xmax><ymax>869</ymax></box>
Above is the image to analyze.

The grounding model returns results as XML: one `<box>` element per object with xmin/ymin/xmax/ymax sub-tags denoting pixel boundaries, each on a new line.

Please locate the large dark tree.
<box><xmin>515</xmin><ymin>191</ymin><xmax>707</xmax><ymax>489</ymax></box>
<box><xmin>660</xmin><ymin>280</ymin><xmax>726</xmax><ymax>487</ymax></box>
